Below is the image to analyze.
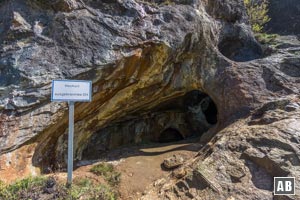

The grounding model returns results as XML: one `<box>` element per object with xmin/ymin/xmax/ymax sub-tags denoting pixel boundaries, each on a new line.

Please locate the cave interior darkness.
<box><xmin>155</xmin><ymin>90</ymin><xmax>218</xmax><ymax>143</ymax></box>
<box><xmin>81</xmin><ymin>90</ymin><xmax>218</xmax><ymax>160</ymax></box>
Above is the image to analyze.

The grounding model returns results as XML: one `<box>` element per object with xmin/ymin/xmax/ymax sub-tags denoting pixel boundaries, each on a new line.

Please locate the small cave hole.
<box><xmin>158</xmin><ymin>128</ymin><xmax>184</xmax><ymax>143</ymax></box>
<box><xmin>218</xmin><ymin>37</ymin><xmax>262</xmax><ymax>62</ymax></box>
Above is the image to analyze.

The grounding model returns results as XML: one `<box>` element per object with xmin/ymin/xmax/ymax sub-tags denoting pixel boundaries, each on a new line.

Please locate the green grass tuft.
<box><xmin>255</xmin><ymin>33</ymin><xmax>279</xmax><ymax>45</ymax></box>
<box><xmin>0</xmin><ymin>176</ymin><xmax>118</xmax><ymax>200</ymax></box>
<box><xmin>0</xmin><ymin>176</ymin><xmax>47</xmax><ymax>200</ymax></box>
<box><xmin>90</xmin><ymin>163</ymin><xmax>121</xmax><ymax>186</ymax></box>
<box><xmin>90</xmin><ymin>163</ymin><xmax>114</xmax><ymax>176</ymax></box>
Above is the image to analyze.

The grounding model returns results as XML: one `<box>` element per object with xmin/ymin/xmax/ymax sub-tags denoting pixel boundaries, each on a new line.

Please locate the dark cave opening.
<box><xmin>218</xmin><ymin>37</ymin><xmax>262</xmax><ymax>62</ymax></box>
<box><xmin>80</xmin><ymin>90</ymin><xmax>219</xmax><ymax>161</ymax></box>
<box><xmin>183</xmin><ymin>90</ymin><xmax>218</xmax><ymax>125</ymax></box>
<box><xmin>34</xmin><ymin>89</ymin><xmax>221</xmax><ymax>172</ymax></box>
<box><xmin>157</xmin><ymin>128</ymin><xmax>184</xmax><ymax>143</ymax></box>
<box><xmin>203</xmin><ymin>99</ymin><xmax>218</xmax><ymax>125</ymax></box>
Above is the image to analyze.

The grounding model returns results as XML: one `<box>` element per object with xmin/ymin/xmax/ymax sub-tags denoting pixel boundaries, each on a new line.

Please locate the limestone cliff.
<box><xmin>0</xmin><ymin>0</ymin><xmax>299</xmax><ymax>199</ymax></box>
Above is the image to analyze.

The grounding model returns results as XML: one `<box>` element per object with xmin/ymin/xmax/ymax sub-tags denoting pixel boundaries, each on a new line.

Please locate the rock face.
<box><xmin>266</xmin><ymin>0</ymin><xmax>300</xmax><ymax>35</ymax></box>
<box><xmin>0</xmin><ymin>0</ymin><xmax>299</xmax><ymax>199</ymax></box>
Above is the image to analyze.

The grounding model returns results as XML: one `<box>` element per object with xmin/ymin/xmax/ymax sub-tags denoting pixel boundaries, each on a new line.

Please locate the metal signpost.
<box><xmin>51</xmin><ymin>80</ymin><xmax>92</xmax><ymax>186</ymax></box>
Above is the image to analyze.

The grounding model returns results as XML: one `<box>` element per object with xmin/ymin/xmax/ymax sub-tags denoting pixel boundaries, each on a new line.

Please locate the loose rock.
<box><xmin>163</xmin><ymin>155</ymin><xmax>184</xmax><ymax>169</ymax></box>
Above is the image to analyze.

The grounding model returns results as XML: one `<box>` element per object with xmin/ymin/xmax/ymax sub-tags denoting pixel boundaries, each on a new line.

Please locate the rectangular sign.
<box><xmin>51</xmin><ymin>80</ymin><xmax>92</xmax><ymax>102</ymax></box>
<box><xmin>274</xmin><ymin>177</ymin><xmax>295</xmax><ymax>195</ymax></box>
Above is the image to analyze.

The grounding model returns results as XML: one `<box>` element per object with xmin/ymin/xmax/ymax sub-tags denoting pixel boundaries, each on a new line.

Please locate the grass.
<box><xmin>70</xmin><ymin>178</ymin><xmax>117</xmax><ymax>200</ymax></box>
<box><xmin>90</xmin><ymin>163</ymin><xmax>114</xmax><ymax>176</ymax></box>
<box><xmin>90</xmin><ymin>163</ymin><xmax>121</xmax><ymax>187</ymax></box>
<box><xmin>0</xmin><ymin>176</ymin><xmax>117</xmax><ymax>200</ymax></box>
<box><xmin>0</xmin><ymin>176</ymin><xmax>47</xmax><ymax>200</ymax></box>
<box><xmin>137</xmin><ymin>0</ymin><xmax>174</xmax><ymax>6</ymax></box>
<box><xmin>255</xmin><ymin>33</ymin><xmax>279</xmax><ymax>45</ymax></box>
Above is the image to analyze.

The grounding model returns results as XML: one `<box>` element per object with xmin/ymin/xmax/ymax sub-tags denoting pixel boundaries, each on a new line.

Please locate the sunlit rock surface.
<box><xmin>0</xmin><ymin>0</ymin><xmax>299</xmax><ymax>199</ymax></box>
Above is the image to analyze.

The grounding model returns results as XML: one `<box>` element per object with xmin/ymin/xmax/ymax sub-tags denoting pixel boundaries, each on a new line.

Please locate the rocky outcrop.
<box><xmin>142</xmin><ymin>95</ymin><xmax>300</xmax><ymax>199</ymax></box>
<box><xmin>0</xmin><ymin>0</ymin><xmax>299</xmax><ymax>199</ymax></box>
<box><xmin>266</xmin><ymin>0</ymin><xmax>300</xmax><ymax>35</ymax></box>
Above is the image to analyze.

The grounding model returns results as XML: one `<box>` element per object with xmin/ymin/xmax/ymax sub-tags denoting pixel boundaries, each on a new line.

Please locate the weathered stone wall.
<box><xmin>1</xmin><ymin>0</ymin><xmax>258</xmax><ymax>173</ymax></box>
<box><xmin>0</xmin><ymin>0</ymin><xmax>300</xmax><ymax>199</ymax></box>
<box><xmin>266</xmin><ymin>0</ymin><xmax>300</xmax><ymax>35</ymax></box>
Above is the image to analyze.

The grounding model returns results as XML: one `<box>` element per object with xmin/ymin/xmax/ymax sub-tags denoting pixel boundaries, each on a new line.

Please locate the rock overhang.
<box><xmin>1</xmin><ymin>1</ymin><xmax>299</xmax><ymax>199</ymax></box>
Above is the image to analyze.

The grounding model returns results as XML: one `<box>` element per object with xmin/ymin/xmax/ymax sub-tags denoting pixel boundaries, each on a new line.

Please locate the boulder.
<box><xmin>163</xmin><ymin>155</ymin><xmax>184</xmax><ymax>169</ymax></box>
<box><xmin>172</xmin><ymin>167</ymin><xmax>187</xmax><ymax>179</ymax></box>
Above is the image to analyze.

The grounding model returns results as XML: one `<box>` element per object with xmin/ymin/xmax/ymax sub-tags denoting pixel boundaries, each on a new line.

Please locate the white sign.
<box><xmin>51</xmin><ymin>80</ymin><xmax>92</xmax><ymax>102</ymax></box>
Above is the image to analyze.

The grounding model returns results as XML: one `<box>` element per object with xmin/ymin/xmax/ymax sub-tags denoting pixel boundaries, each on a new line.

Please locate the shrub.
<box><xmin>244</xmin><ymin>0</ymin><xmax>271</xmax><ymax>33</ymax></box>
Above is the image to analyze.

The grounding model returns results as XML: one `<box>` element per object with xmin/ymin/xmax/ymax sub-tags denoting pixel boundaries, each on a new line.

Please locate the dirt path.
<box><xmin>73</xmin><ymin>139</ymin><xmax>202</xmax><ymax>200</ymax></box>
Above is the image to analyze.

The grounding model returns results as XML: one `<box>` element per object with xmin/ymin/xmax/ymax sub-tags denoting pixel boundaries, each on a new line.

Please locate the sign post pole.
<box><xmin>51</xmin><ymin>80</ymin><xmax>92</xmax><ymax>187</ymax></box>
<box><xmin>67</xmin><ymin>101</ymin><xmax>75</xmax><ymax>187</ymax></box>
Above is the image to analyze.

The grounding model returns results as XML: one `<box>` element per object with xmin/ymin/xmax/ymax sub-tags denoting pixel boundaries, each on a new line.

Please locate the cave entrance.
<box><xmin>203</xmin><ymin>97</ymin><xmax>218</xmax><ymax>125</ymax></box>
<box><xmin>218</xmin><ymin>37</ymin><xmax>262</xmax><ymax>62</ymax></box>
<box><xmin>158</xmin><ymin>128</ymin><xmax>184</xmax><ymax>143</ymax></box>
<box><xmin>183</xmin><ymin>90</ymin><xmax>218</xmax><ymax>126</ymax></box>
<box><xmin>80</xmin><ymin>90</ymin><xmax>219</xmax><ymax>161</ymax></box>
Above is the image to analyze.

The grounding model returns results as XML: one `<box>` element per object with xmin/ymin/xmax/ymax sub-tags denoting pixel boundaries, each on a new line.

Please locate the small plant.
<box><xmin>255</xmin><ymin>33</ymin><xmax>278</xmax><ymax>45</ymax></box>
<box><xmin>91</xmin><ymin>184</ymin><xmax>117</xmax><ymax>200</ymax></box>
<box><xmin>137</xmin><ymin>0</ymin><xmax>158</xmax><ymax>6</ymax></box>
<box><xmin>90</xmin><ymin>163</ymin><xmax>114</xmax><ymax>176</ymax></box>
<box><xmin>161</xmin><ymin>0</ymin><xmax>175</xmax><ymax>6</ymax></box>
<box><xmin>68</xmin><ymin>178</ymin><xmax>92</xmax><ymax>199</ymax></box>
<box><xmin>138</xmin><ymin>0</ymin><xmax>175</xmax><ymax>6</ymax></box>
<box><xmin>0</xmin><ymin>176</ymin><xmax>47</xmax><ymax>200</ymax></box>
<box><xmin>106</xmin><ymin>171</ymin><xmax>121</xmax><ymax>187</ymax></box>
<box><xmin>244</xmin><ymin>0</ymin><xmax>271</xmax><ymax>33</ymax></box>
<box><xmin>69</xmin><ymin>178</ymin><xmax>118</xmax><ymax>199</ymax></box>
<box><xmin>0</xmin><ymin>179</ymin><xmax>10</xmax><ymax>200</ymax></box>
<box><xmin>90</xmin><ymin>163</ymin><xmax>121</xmax><ymax>186</ymax></box>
